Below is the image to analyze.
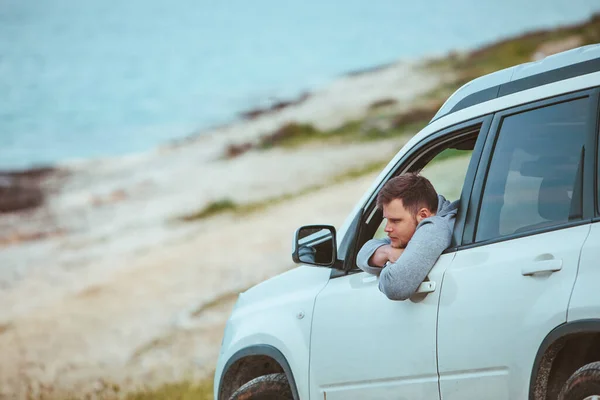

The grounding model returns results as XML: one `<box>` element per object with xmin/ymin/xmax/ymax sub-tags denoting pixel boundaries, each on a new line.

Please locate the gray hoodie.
<box><xmin>356</xmin><ymin>194</ymin><xmax>458</xmax><ymax>300</ymax></box>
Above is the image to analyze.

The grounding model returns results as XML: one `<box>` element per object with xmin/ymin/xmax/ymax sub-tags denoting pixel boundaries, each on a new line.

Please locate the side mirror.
<box><xmin>292</xmin><ymin>225</ymin><xmax>337</xmax><ymax>267</ymax></box>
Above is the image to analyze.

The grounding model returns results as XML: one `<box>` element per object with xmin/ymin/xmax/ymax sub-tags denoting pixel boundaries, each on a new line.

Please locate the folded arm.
<box><xmin>378</xmin><ymin>220</ymin><xmax>452</xmax><ymax>300</ymax></box>
<box><xmin>356</xmin><ymin>238</ymin><xmax>391</xmax><ymax>275</ymax></box>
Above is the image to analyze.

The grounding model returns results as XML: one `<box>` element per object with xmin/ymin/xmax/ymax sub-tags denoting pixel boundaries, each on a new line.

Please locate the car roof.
<box><xmin>432</xmin><ymin>43</ymin><xmax>600</xmax><ymax>122</ymax></box>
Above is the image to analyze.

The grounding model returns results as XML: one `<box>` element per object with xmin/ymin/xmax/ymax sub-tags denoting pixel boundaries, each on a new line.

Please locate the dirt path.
<box><xmin>0</xmin><ymin>154</ymin><xmax>473</xmax><ymax>398</ymax></box>
<box><xmin>0</xmin><ymin>168</ymin><xmax>380</xmax><ymax>397</ymax></box>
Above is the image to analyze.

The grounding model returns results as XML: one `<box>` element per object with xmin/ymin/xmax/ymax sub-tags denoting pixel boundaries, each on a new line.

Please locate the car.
<box><xmin>214</xmin><ymin>43</ymin><xmax>600</xmax><ymax>400</ymax></box>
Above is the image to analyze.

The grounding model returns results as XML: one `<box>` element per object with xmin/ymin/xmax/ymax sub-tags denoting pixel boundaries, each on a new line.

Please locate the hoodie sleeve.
<box><xmin>378</xmin><ymin>218</ymin><xmax>452</xmax><ymax>300</ymax></box>
<box><xmin>356</xmin><ymin>237</ymin><xmax>391</xmax><ymax>276</ymax></box>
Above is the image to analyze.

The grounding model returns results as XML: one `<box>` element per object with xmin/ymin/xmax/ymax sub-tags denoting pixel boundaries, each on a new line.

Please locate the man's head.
<box><xmin>376</xmin><ymin>173</ymin><xmax>438</xmax><ymax>248</ymax></box>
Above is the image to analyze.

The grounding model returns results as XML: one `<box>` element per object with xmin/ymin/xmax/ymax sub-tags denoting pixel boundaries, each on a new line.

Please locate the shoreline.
<box><xmin>3</xmin><ymin>12</ymin><xmax>599</xmax><ymax>176</ymax></box>
<box><xmin>0</xmin><ymin>56</ymin><xmax>442</xmax><ymax>218</ymax></box>
<box><xmin>0</xmin><ymin>59</ymin><xmax>410</xmax><ymax>175</ymax></box>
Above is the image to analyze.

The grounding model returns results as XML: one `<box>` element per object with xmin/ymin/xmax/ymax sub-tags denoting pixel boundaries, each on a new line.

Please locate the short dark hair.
<box><xmin>376</xmin><ymin>173</ymin><xmax>438</xmax><ymax>215</ymax></box>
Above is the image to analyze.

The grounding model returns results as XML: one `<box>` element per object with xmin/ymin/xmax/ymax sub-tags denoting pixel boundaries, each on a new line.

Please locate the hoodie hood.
<box><xmin>436</xmin><ymin>194</ymin><xmax>459</xmax><ymax>219</ymax></box>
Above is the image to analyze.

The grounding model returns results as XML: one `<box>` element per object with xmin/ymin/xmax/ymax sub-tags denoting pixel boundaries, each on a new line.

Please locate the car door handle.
<box><xmin>416</xmin><ymin>281</ymin><xmax>436</xmax><ymax>294</ymax></box>
<box><xmin>362</xmin><ymin>275</ymin><xmax>378</xmax><ymax>283</ymax></box>
<box><xmin>521</xmin><ymin>259</ymin><xmax>563</xmax><ymax>276</ymax></box>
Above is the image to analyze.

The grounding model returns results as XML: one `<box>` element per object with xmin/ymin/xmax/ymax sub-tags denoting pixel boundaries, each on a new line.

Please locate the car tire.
<box><xmin>229</xmin><ymin>373</ymin><xmax>293</xmax><ymax>400</ymax></box>
<box><xmin>559</xmin><ymin>361</ymin><xmax>600</xmax><ymax>400</ymax></box>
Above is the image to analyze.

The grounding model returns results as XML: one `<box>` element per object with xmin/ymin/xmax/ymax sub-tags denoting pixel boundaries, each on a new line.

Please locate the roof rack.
<box><xmin>431</xmin><ymin>44</ymin><xmax>600</xmax><ymax>122</ymax></box>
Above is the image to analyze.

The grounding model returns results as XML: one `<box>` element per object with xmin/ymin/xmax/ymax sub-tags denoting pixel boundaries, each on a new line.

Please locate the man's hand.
<box><xmin>386</xmin><ymin>246</ymin><xmax>404</xmax><ymax>263</ymax></box>
<box><xmin>368</xmin><ymin>245</ymin><xmax>405</xmax><ymax>267</ymax></box>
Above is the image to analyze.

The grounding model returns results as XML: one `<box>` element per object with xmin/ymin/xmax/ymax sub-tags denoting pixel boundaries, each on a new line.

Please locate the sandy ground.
<box><xmin>0</xmin><ymin>170</ymin><xmax>382</xmax><ymax>398</ymax></box>
<box><xmin>0</xmin><ymin>59</ymin><xmax>446</xmax><ymax>398</ymax></box>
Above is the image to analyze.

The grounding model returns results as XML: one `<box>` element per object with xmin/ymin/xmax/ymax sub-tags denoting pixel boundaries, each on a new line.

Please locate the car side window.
<box><xmin>373</xmin><ymin>143</ymin><xmax>475</xmax><ymax>239</ymax></box>
<box><xmin>475</xmin><ymin>98</ymin><xmax>589</xmax><ymax>242</ymax></box>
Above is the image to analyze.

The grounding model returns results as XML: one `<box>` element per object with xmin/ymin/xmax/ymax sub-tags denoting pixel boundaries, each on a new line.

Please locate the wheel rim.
<box><xmin>583</xmin><ymin>396</ymin><xmax>600</xmax><ymax>400</ymax></box>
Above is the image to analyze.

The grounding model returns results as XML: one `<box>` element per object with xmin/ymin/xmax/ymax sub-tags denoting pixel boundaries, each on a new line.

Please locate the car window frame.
<box><xmin>595</xmin><ymin>89</ymin><xmax>600</xmax><ymax>220</ymax></box>
<box><xmin>460</xmin><ymin>87</ymin><xmax>599</xmax><ymax>250</ymax></box>
<box><xmin>330</xmin><ymin>114</ymin><xmax>493</xmax><ymax>278</ymax></box>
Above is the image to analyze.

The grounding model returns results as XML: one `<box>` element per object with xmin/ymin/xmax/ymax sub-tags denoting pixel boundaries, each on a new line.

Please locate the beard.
<box><xmin>389</xmin><ymin>217</ymin><xmax>418</xmax><ymax>249</ymax></box>
<box><xmin>389</xmin><ymin>238</ymin><xmax>407</xmax><ymax>249</ymax></box>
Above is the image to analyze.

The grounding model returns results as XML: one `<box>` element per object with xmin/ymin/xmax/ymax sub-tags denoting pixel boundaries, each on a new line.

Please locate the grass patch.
<box><xmin>179</xmin><ymin>199</ymin><xmax>237</xmax><ymax>222</ymax></box>
<box><xmin>425</xmin><ymin>13</ymin><xmax>600</xmax><ymax>103</ymax></box>
<box><xmin>126</xmin><ymin>378</ymin><xmax>213</xmax><ymax>400</ymax></box>
<box><xmin>191</xmin><ymin>291</ymin><xmax>241</xmax><ymax>317</ymax></box>
<box><xmin>225</xmin><ymin>115</ymin><xmax>429</xmax><ymax>158</ymax></box>
<box><xmin>179</xmin><ymin>157</ymin><xmax>400</xmax><ymax>223</ymax></box>
<box><xmin>368</xmin><ymin>98</ymin><xmax>397</xmax><ymax>110</ymax></box>
<box><xmin>330</xmin><ymin>160</ymin><xmax>389</xmax><ymax>183</ymax></box>
<box><xmin>258</xmin><ymin>120</ymin><xmax>386</xmax><ymax>149</ymax></box>
<box><xmin>329</xmin><ymin>118</ymin><xmax>429</xmax><ymax>142</ymax></box>
<box><xmin>456</xmin><ymin>14</ymin><xmax>600</xmax><ymax>78</ymax></box>
<box><xmin>260</xmin><ymin>103</ymin><xmax>437</xmax><ymax>149</ymax></box>
<box><xmin>130</xmin><ymin>336</ymin><xmax>176</xmax><ymax>362</ymax></box>
<box><xmin>259</xmin><ymin>123</ymin><xmax>322</xmax><ymax>149</ymax></box>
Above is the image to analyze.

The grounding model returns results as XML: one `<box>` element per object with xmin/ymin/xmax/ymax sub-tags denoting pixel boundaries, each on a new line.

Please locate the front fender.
<box><xmin>217</xmin><ymin>344</ymin><xmax>299</xmax><ymax>400</ymax></box>
<box><xmin>215</xmin><ymin>266</ymin><xmax>331</xmax><ymax>400</ymax></box>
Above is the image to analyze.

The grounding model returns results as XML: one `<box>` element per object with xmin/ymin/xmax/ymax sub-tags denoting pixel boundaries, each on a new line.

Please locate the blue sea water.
<box><xmin>1</xmin><ymin>0</ymin><xmax>599</xmax><ymax>169</ymax></box>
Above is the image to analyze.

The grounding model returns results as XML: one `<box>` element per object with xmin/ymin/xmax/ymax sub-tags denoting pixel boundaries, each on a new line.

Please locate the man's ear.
<box><xmin>416</xmin><ymin>207</ymin><xmax>433</xmax><ymax>223</ymax></box>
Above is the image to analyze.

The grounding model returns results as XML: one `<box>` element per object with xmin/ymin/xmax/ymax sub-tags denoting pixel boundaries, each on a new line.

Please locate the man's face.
<box><xmin>382</xmin><ymin>199</ymin><xmax>419</xmax><ymax>249</ymax></box>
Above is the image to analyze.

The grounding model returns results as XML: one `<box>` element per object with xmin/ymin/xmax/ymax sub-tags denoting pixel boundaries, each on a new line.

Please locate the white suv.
<box><xmin>215</xmin><ymin>44</ymin><xmax>600</xmax><ymax>400</ymax></box>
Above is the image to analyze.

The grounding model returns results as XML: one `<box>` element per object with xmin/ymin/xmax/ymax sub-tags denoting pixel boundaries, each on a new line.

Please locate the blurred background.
<box><xmin>1</xmin><ymin>0</ymin><xmax>600</xmax><ymax>398</ymax></box>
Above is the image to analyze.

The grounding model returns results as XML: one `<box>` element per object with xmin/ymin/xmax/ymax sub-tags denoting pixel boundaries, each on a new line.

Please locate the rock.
<box><xmin>225</xmin><ymin>142</ymin><xmax>254</xmax><ymax>159</ymax></box>
<box><xmin>240</xmin><ymin>92</ymin><xmax>311</xmax><ymax>120</ymax></box>
<box><xmin>0</xmin><ymin>167</ymin><xmax>55</xmax><ymax>213</ymax></box>
<box><xmin>0</xmin><ymin>183</ymin><xmax>43</xmax><ymax>213</ymax></box>
<box><xmin>368</xmin><ymin>98</ymin><xmax>398</xmax><ymax>110</ymax></box>
<box><xmin>0</xmin><ymin>229</ymin><xmax>65</xmax><ymax>247</ymax></box>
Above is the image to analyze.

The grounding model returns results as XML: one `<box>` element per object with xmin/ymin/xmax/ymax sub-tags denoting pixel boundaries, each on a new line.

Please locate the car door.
<box><xmin>569</xmin><ymin>101</ymin><xmax>600</xmax><ymax>322</ymax></box>
<box><xmin>308</xmin><ymin>255</ymin><xmax>451</xmax><ymax>400</ymax></box>
<box><xmin>437</xmin><ymin>90</ymin><xmax>598</xmax><ymax>400</ymax></box>
<box><xmin>308</xmin><ymin>118</ymin><xmax>491</xmax><ymax>400</ymax></box>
